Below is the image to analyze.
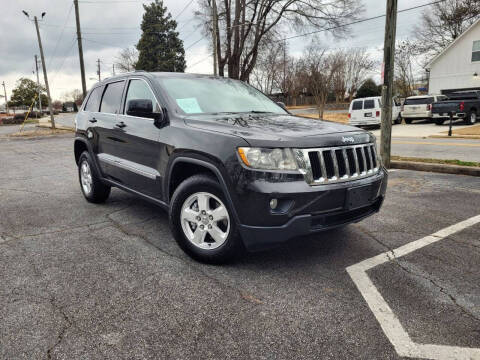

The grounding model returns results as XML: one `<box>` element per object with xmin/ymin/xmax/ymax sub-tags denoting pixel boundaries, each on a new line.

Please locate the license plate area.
<box><xmin>364</xmin><ymin>113</ymin><xmax>372</xmax><ymax>117</ymax></box>
<box><xmin>346</xmin><ymin>185</ymin><xmax>373</xmax><ymax>210</ymax></box>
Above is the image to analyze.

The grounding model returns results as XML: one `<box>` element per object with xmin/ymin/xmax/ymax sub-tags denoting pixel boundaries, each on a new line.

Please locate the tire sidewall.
<box><xmin>169</xmin><ymin>175</ymin><xmax>242</xmax><ymax>263</ymax></box>
<box><xmin>78</xmin><ymin>151</ymin><xmax>110</xmax><ymax>202</ymax></box>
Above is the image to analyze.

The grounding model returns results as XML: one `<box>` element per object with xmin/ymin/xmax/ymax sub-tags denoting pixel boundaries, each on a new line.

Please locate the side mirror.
<box><xmin>126</xmin><ymin>99</ymin><xmax>165</xmax><ymax>126</ymax></box>
<box><xmin>127</xmin><ymin>99</ymin><xmax>154</xmax><ymax>118</ymax></box>
<box><xmin>277</xmin><ymin>101</ymin><xmax>287</xmax><ymax>110</ymax></box>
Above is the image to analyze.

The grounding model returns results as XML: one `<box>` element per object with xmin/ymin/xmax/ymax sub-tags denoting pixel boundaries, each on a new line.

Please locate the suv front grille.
<box><xmin>295</xmin><ymin>144</ymin><xmax>380</xmax><ymax>185</ymax></box>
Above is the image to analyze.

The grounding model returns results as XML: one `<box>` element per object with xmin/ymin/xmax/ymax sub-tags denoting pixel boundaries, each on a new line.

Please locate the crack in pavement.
<box><xmin>356</xmin><ymin>224</ymin><xmax>480</xmax><ymax>323</ymax></box>
<box><xmin>105</xmin><ymin>213</ymin><xmax>265</xmax><ymax>307</ymax></box>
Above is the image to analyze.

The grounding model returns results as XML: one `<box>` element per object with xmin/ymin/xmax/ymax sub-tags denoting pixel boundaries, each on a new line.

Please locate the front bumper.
<box><xmin>235</xmin><ymin>168</ymin><xmax>388</xmax><ymax>251</ymax></box>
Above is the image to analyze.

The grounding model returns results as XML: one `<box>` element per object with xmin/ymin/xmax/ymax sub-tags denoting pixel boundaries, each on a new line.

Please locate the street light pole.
<box><xmin>35</xmin><ymin>55</ymin><xmax>42</xmax><ymax>114</ymax></box>
<box><xmin>31</xmin><ymin>14</ymin><xmax>56</xmax><ymax>129</ymax></box>
<box><xmin>380</xmin><ymin>0</ymin><xmax>398</xmax><ymax>168</ymax></box>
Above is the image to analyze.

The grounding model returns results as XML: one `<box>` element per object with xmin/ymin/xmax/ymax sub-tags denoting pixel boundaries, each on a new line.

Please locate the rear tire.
<box><xmin>464</xmin><ymin>111</ymin><xmax>477</xmax><ymax>125</ymax></box>
<box><xmin>395</xmin><ymin>115</ymin><xmax>402</xmax><ymax>125</ymax></box>
<box><xmin>434</xmin><ymin>119</ymin><xmax>445</xmax><ymax>125</ymax></box>
<box><xmin>78</xmin><ymin>151</ymin><xmax>111</xmax><ymax>203</ymax></box>
<box><xmin>169</xmin><ymin>174</ymin><xmax>244</xmax><ymax>264</ymax></box>
<box><xmin>405</xmin><ymin>118</ymin><xmax>412</xmax><ymax>124</ymax></box>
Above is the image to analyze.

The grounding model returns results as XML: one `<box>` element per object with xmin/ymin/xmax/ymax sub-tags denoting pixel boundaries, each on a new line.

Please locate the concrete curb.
<box><xmin>391</xmin><ymin>160</ymin><xmax>480</xmax><ymax>177</ymax></box>
<box><xmin>429</xmin><ymin>134</ymin><xmax>480</xmax><ymax>140</ymax></box>
<box><xmin>37</xmin><ymin>122</ymin><xmax>74</xmax><ymax>131</ymax></box>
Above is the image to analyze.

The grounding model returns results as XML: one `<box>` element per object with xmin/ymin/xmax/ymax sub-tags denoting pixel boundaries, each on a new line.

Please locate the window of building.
<box><xmin>472</xmin><ymin>40</ymin><xmax>480</xmax><ymax>62</ymax></box>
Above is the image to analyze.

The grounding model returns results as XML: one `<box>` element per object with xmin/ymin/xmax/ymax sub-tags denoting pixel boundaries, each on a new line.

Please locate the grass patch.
<box><xmin>286</xmin><ymin>105</ymin><xmax>315</xmax><ymax>110</ymax></box>
<box><xmin>391</xmin><ymin>156</ymin><xmax>480</xmax><ymax>167</ymax></box>
<box><xmin>442</xmin><ymin>124</ymin><xmax>480</xmax><ymax>136</ymax></box>
<box><xmin>297</xmin><ymin>112</ymin><xmax>349</xmax><ymax>124</ymax></box>
<box><xmin>8</xmin><ymin>128</ymin><xmax>73</xmax><ymax>138</ymax></box>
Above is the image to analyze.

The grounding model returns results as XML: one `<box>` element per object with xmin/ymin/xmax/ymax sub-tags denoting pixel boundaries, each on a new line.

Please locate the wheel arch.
<box><xmin>166</xmin><ymin>156</ymin><xmax>240</xmax><ymax>223</ymax></box>
<box><xmin>74</xmin><ymin>137</ymin><xmax>104</xmax><ymax>179</ymax></box>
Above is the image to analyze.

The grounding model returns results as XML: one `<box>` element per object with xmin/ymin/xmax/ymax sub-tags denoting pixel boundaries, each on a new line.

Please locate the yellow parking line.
<box><xmin>392</xmin><ymin>140</ymin><xmax>480</xmax><ymax>147</ymax></box>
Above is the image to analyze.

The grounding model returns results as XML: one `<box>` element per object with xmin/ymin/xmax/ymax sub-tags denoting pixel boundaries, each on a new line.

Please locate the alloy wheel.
<box><xmin>180</xmin><ymin>192</ymin><xmax>230</xmax><ymax>250</ymax></box>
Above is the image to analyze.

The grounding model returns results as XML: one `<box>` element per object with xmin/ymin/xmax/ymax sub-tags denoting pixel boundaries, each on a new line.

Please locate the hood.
<box><xmin>184</xmin><ymin>113</ymin><xmax>373</xmax><ymax>147</ymax></box>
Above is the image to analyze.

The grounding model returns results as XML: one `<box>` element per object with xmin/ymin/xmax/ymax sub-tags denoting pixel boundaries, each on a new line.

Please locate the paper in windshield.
<box><xmin>176</xmin><ymin>98</ymin><xmax>203</xmax><ymax>114</ymax></box>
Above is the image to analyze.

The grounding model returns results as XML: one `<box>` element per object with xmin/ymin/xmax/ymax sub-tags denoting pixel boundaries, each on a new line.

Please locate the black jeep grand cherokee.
<box><xmin>74</xmin><ymin>72</ymin><xmax>387</xmax><ymax>263</ymax></box>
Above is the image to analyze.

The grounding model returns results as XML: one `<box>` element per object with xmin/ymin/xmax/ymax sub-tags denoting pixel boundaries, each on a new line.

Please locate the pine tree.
<box><xmin>135</xmin><ymin>0</ymin><xmax>186</xmax><ymax>72</ymax></box>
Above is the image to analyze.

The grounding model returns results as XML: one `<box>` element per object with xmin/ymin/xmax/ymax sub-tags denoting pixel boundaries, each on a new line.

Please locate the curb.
<box><xmin>429</xmin><ymin>134</ymin><xmax>480</xmax><ymax>140</ymax></box>
<box><xmin>391</xmin><ymin>160</ymin><xmax>480</xmax><ymax>177</ymax></box>
<box><xmin>37</xmin><ymin>122</ymin><xmax>74</xmax><ymax>131</ymax></box>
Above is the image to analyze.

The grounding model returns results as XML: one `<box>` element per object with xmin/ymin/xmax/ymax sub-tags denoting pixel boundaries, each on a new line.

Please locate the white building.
<box><xmin>427</xmin><ymin>18</ymin><xmax>480</xmax><ymax>95</ymax></box>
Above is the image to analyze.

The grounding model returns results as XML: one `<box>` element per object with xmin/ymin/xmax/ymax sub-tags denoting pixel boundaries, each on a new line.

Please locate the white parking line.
<box><xmin>347</xmin><ymin>215</ymin><xmax>480</xmax><ymax>360</ymax></box>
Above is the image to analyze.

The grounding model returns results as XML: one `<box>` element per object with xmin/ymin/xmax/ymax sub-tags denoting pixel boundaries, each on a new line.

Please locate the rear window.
<box><xmin>100</xmin><ymin>81</ymin><xmax>125</xmax><ymax>114</ymax></box>
<box><xmin>352</xmin><ymin>101</ymin><xmax>363</xmax><ymax>110</ymax></box>
<box><xmin>364</xmin><ymin>99</ymin><xmax>375</xmax><ymax>109</ymax></box>
<box><xmin>404</xmin><ymin>97</ymin><xmax>434</xmax><ymax>105</ymax></box>
<box><xmin>84</xmin><ymin>86</ymin><xmax>103</xmax><ymax>112</ymax></box>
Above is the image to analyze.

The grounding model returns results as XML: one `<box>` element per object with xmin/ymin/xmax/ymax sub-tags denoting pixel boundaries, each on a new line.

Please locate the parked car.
<box><xmin>74</xmin><ymin>72</ymin><xmax>387</xmax><ymax>263</ymax></box>
<box><xmin>401</xmin><ymin>95</ymin><xmax>447</xmax><ymax>123</ymax></box>
<box><xmin>348</xmin><ymin>97</ymin><xmax>401</xmax><ymax>127</ymax></box>
<box><xmin>431</xmin><ymin>90</ymin><xmax>480</xmax><ymax>125</ymax></box>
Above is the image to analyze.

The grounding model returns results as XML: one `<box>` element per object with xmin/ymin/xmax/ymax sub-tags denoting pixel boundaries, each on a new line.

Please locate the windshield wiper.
<box><xmin>244</xmin><ymin>110</ymin><xmax>274</xmax><ymax>114</ymax></box>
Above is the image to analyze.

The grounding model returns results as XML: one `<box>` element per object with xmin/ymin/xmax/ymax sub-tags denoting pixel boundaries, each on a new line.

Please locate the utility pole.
<box><xmin>32</xmin><ymin>15</ymin><xmax>56</xmax><ymax>129</ymax></box>
<box><xmin>211</xmin><ymin>0</ymin><xmax>218</xmax><ymax>76</ymax></box>
<box><xmin>74</xmin><ymin>0</ymin><xmax>87</xmax><ymax>98</ymax></box>
<box><xmin>380</xmin><ymin>0</ymin><xmax>398</xmax><ymax>168</ymax></box>
<box><xmin>112</xmin><ymin>63</ymin><xmax>115</xmax><ymax>76</ymax></box>
<box><xmin>1</xmin><ymin>81</ymin><xmax>8</xmax><ymax>115</ymax></box>
<box><xmin>97</xmin><ymin>59</ymin><xmax>101</xmax><ymax>81</ymax></box>
<box><xmin>283</xmin><ymin>39</ymin><xmax>287</xmax><ymax>98</ymax></box>
<box><xmin>34</xmin><ymin>55</ymin><xmax>42</xmax><ymax>114</ymax></box>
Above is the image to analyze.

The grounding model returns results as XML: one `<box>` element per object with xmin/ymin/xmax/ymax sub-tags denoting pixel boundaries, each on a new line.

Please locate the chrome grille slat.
<box><xmin>342</xmin><ymin>149</ymin><xmax>350</xmax><ymax>177</ymax></box>
<box><xmin>297</xmin><ymin>143</ymin><xmax>380</xmax><ymax>185</ymax></box>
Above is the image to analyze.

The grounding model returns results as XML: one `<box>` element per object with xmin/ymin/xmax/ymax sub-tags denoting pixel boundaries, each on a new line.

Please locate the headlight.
<box><xmin>237</xmin><ymin>147</ymin><xmax>298</xmax><ymax>170</ymax></box>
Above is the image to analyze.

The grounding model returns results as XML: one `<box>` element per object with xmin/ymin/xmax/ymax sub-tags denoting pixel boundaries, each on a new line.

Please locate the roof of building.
<box><xmin>427</xmin><ymin>18</ymin><xmax>480</xmax><ymax>68</ymax></box>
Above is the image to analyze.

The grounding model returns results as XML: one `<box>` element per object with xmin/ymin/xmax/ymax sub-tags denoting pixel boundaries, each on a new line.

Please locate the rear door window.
<box><xmin>84</xmin><ymin>86</ymin><xmax>103</xmax><ymax>112</ymax></box>
<box><xmin>100</xmin><ymin>81</ymin><xmax>125</xmax><ymax>114</ymax></box>
<box><xmin>364</xmin><ymin>99</ymin><xmax>375</xmax><ymax>109</ymax></box>
<box><xmin>352</xmin><ymin>100</ymin><xmax>363</xmax><ymax>110</ymax></box>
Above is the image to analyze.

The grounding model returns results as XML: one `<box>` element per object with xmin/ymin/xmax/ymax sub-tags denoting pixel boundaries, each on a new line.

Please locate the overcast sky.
<box><xmin>1</xmin><ymin>0</ymin><xmax>427</xmax><ymax>101</ymax></box>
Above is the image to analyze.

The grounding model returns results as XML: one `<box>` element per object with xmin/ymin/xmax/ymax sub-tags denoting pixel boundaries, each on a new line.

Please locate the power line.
<box><xmin>187</xmin><ymin>54</ymin><xmax>211</xmax><ymax>69</ymax></box>
<box><xmin>278</xmin><ymin>0</ymin><xmax>446</xmax><ymax>42</ymax></box>
<box><xmin>184</xmin><ymin>36</ymin><xmax>207</xmax><ymax>50</ymax></box>
<box><xmin>46</xmin><ymin>3</ymin><xmax>74</xmax><ymax>70</ymax></box>
<box><xmin>174</xmin><ymin>0</ymin><xmax>195</xmax><ymax>20</ymax></box>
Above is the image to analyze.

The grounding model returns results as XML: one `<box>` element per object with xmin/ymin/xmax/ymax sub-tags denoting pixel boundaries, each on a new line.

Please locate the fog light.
<box><xmin>270</xmin><ymin>198</ymin><xmax>278</xmax><ymax>210</ymax></box>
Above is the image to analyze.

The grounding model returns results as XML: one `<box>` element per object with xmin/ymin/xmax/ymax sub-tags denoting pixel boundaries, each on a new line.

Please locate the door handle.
<box><xmin>89</xmin><ymin>118</ymin><xmax>97</xmax><ymax>123</ymax></box>
<box><xmin>115</xmin><ymin>121</ymin><xmax>126</xmax><ymax>128</ymax></box>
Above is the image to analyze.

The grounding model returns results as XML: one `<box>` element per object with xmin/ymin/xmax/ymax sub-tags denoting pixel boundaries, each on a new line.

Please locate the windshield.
<box><xmin>404</xmin><ymin>97</ymin><xmax>433</xmax><ymax>105</ymax></box>
<box><xmin>157</xmin><ymin>76</ymin><xmax>287</xmax><ymax>115</ymax></box>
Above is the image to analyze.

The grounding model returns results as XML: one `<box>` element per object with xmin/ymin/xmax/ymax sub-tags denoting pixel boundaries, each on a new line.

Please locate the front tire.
<box><xmin>78</xmin><ymin>151</ymin><xmax>111</xmax><ymax>203</ymax></box>
<box><xmin>435</xmin><ymin>119</ymin><xmax>445</xmax><ymax>125</ymax></box>
<box><xmin>169</xmin><ymin>174</ymin><xmax>244</xmax><ymax>264</ymax></box>
<box><xmin>405</xmin><ymin>118</ymin><xmax>412</xmax><ymax>124</ymax></box>
<box><xmin>465</xmin><ymin>111</ymin><xmax>477</xmax><ymax>125</ymax></box>
<box><xmin>395</xmin><ymin>115</ymin><xmax>402</xmax><ymax>125</ymax></box>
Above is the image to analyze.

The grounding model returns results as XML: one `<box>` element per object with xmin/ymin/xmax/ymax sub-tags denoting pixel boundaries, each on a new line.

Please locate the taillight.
<box><xmin>426</xmin><ymin>104</ymin><xmax>431</xmax><ymax>111</ymax></box>
<box><xmin>459</xmin><ymin>102</ymin><xmax>465</xmax><ymax>111</ymax></box>
<box><xmin>376</xmin><ymin>111</ymin><xmax>380</xmax><ymax>117</ymax></box>
<box><xmin>348</xmin><ymin>113</ymin><xmax>351</xmax><ymax>118</ymax></box>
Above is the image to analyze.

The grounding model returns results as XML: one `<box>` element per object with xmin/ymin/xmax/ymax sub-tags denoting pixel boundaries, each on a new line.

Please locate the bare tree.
<box><xmin>414</xmin><ymin>0</ymin><xmax>480</xmax><ymax>60</ymax></box>
<box><xmin>394</xmin><ymin>40</ymin><xmax>416</xmax><ymax>98</ymax></box>
<box><xmin>197</xmin><ymin>0</ymin><xmax>363</xmax><ymax>81</ymax></box>
<box><xmin>303</xmin><ymin>44</ymin><xmax>343</xmax><ymax>118</ymax></box>
<box><xmin>250</xmin><ymin>40</ymin><xmax>284</xmax><ymax>94</ymax></box>
<box><xmin>115</xmin><ymin>47</ymin><xmax>139</xmax><ymax>72</ymax></box>
<box><xmin>331</xmin><ymin>52</ymin><xmax>346</xmax><ymax>103</ymax></box>
<box><xmin>342</xmin><ymin>48</ymin><xmax>376</xmax><ymax>102</ymax></box>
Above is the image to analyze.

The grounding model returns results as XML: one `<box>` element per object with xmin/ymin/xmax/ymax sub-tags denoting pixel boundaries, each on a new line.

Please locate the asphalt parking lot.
<box><xmin>1</xmin><ymin>135</ymin><xmax>479</xmax><ymax>359</ymax></box>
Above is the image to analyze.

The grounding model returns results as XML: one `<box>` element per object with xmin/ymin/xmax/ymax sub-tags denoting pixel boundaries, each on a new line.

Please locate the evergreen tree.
<box><xmin>135</xmin><ymin>0</ymin><xmax>186</xmax><ymax>72</ymax></box>
<box><xmin>355</xmin><ymin>78</ymin><xmax>381</xmax><ymax>99</ymax></box>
